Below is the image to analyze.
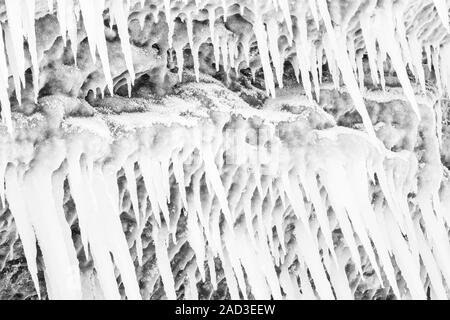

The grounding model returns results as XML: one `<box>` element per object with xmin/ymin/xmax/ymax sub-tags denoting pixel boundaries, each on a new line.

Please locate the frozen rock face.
<box><xmin>1</xmin><ymin>0</ymin><xmax>450</xmax><ymax>300</ymax></box>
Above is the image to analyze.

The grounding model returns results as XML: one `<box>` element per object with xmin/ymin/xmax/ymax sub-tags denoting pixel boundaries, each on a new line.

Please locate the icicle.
<box><xmin>266</xmin><ymin>18</ymin><xmax>284</xmax><ymax>88</ymax></box>
<box><xmin>298</xmin><ymin>263</ymin><xmax>317</xmax><ymax>299</ymax></box>
<box><xmin>295</xmin><ymin>219</ymin><xmax>334</xmax><ymax>300</ymax></box>
<box><xmin>316</xmin><ymin>167</ymin><xmax>363</xmax><ymax>275</ymax></box>
<box><xmin>208</xmin><ymin>8</ymin><xmax>215</xmax><ymax>44</ymax></box>
<box><xmin>5</xmin><ymin>165</ymin><xmax>40</xmax><ymax>298</ymax></box>
<box><xmin>360</xmin><ymin>15</ymin><xmax>379</xmax><ymax>86</ymax></box>
<box><xmin>344</xmin><ymin>152</ymin><xmax>402</xmax><ymax>291</ymax></box>
<box><xmin>372</xmin><ymin>202</ymin><xmax>402</xmax><ymax>298</ymax></box>
<box><xmin>373</xmin><ymin>4</ymin><xmax>421</xmax><ymax>121</ymax></box>
<box><xmin>175</xmin><ymin>45</ymin><xmax>185</xmax><ymax>82</ymax></box>
<box><xmin>223</xmin><ymin>225</ymin><xmax>249</xmax><ymax>299</ymax></box>
<box><xmin>222</xmin><ymin>0</ymin><xmax>228</xmax><ymax>22</ymax></box>
<box><xmin>438</xmin><ymin>44</ymin><xmax>450</xmax><ymax>94</ymax></box>
<box><xmin>124</xmin><ymin>161</ymin><xmax>141</xmax><ymax>227</ymax></box>
<box><xmin>73</xmin><ymin>157</ymin><xmax>121</xmax><ymax>300</ymax></box>
<box><xmin>418</xmin><ymin>198</ymin><xmax>450</xmax><ymax>290</ymax></box>
<box><xmin>172</xmin><ymin>153</ymin><xmax>188</xmax><ymax>209</ymax></box>
<box><xmin>234</xmin><ymin>228</ymin><xmax>271</xmax><ymax>299</ymax></box>
<box><xmin>212</xmin><ymin>31</ymin><xmax>221</xmax><ymax>72</ymax></box>
<box><xmin>66</xmin><ymin>147</ymin><xmax>92</xmax><ymax>259</ymax></box>
<box><xmin>425</xmin><ymin>45</ymin><xmax>432</xmax><ymax>72</ymax></box>
<box><xmin>52</xmin><ymin>162</ymin><xmax>85</xmax><ymax>299</ymax></box>
<box><xmin>202</xmin><ymin>145</ymin><xmax>234</xmax><ymax>226</ymax></box>
<box><xmin>434</xmin><ymin>0</ymin><xmax>450</xmax><ymax>32</ymax></box>
<box><xmin>220</xmin><ymin>33</ymin><xmax>229</xmax><ymax>74</ymax></box>
<box><xmin>310</xmin><ymin>45</ymin><xmax>321</xmax><ymax>100</ymax></box>
<box><xmin>56</xmin><ymin>0</ymin><xmax>68</xmax><ymax>44</ymax></box>
<box><xmin>408</xmin><ymin>32</ymin><xmax>426</xmax><ymax>93</ymax></box>
<box><xmin>322</xmin><ymin>34</ymin><xmax>339</xmax><ymax>89</ymax></box>
<box><xmin>79</xmin><ymin>0</ymin><xmax>114</xmax><ymax>94</ymax></box>
<box><xmin>431</xmin><ymin>45</ymin><xmax>443</xmax><ymax>94</ymax></box>
<box><xmin>0</xmin><ymin>23</ymin><xmax>12</xmax><ymax>134</ymax></box>
<box><xmin>153</xmin><ymin>224</ymin><xmax>177</xmax><ymax>300</ymax></box>
<box><xmin>242</xmin><ymin>186</ymin><xmax>257</xmax><ymax>248</ymax></box>
<box><xmin>383</xmin><ymin>210</ymin><xmax>426</xmax><ymax>299</ymax></box>
<box><xmin>317</xmin><ymin>45</ymin><xmax>323</xmax><ymax>84</ymax></box>
<box><xmin>187</xmin><ymin>206</ymin><xmax>206</xmax><ymax>280</ymax></box>
<box><xmin>278</xmin><ymin>0</ymin><xmax>293</xmax><ymax>43</ymax></box>
<box><xmin>220</xmin><ymin>248</ymin><xmax>240</xmax><ymax>299</ymax></box>
<box><xmin>356</xmin><ymin>52</ymin><xmax>364</xmax><ymax>89</ymax></box>
<box><xmin>127</xmin><ymin>77</ymin><xmax>132</xmax><ymax>97</ymax></box>
<box><xmin>140</xmin><ymin>156</ymin><xmax>171</xmax><ymax>226</ymax></box>
<box><xmin>22</xmin><ymin>141</ymin><xmax>83</xmax><ymax>299</ymax></box>
<box><xmin>138</xmin><ymin>13</ymin><xmax>146</xmax><ymax>30</ymax></box>
<box><xmin>91</xmin><ymin>165</ymin><xmax>142</xmax><ymax>300</ymax></box>
<box><xmin>308</xmin><ymin>0</ymin><xmax>320</xmax><ymax>29</ymax></box>
<box><xmin>302</xmin><ymin>171</ymin><xmax>337</xmax><ymax>265</ymax></box>
<box><xmin>319</xmin><ymin>156</ymin><xmax>384</xmax><ymax>285</ymax></box>
<box><xmin>393</xmin><ymin>4</ymin><xmax>412</xmax><ymax>71</ymax></box>
<box><xmin>254</xmin><ymin>215</ymin><xmax>283</xmax><ymax>299</ymax></box>
<box><xmin>186</xmin><ymin>15</ymin><xmax>194</xmax><ymax>52</ymax></box>
<box><xmin>279</xmin><ymin>265</ymin><xmax>301</xmax><ymax>299</ymax></box>
<box><xmin>323</xmin><ymin>250</ymin><xmax>353</xmax><ymax>299</ymax></box>
<box><xmin>111</xmin><ymin>0</ymin><xmax>136</xmax><ymax>84</ymax></box>
<box><xmin>185</xmin><ymin>14</ymin><xmax>201</xmax><ymax>82</ymax></box>
<box><xmin>414</xmin><ymin>221</ymin><xmax>447</xmax><ymax>299</ymax></box>
<box><xmin>377</xmin><ymin>46</ymin><xmax>387</xmax><ymax>91</ymax></box>
<box><xmin>207</xmin><ymin>250</ymin><xmax>217</xmax><ymax>290</ymax></box>
<box><xmin>280</xmin><ymin>170</ymin><xmax>310</xmax><ymax>233</ymax></box>
<box><xmin>294</xmin><ymin>8</ymin><xmax>313</xmax><ymax>101</ymax></box>
<box><xmin>317</xmin><ymin>0</ymin><xmax>377</xmax><ymax>140</ymax></box>
<box><xmin>253</xmin><ymin>3</ymin><xmax>276</xmax><ymax>97</ymax></box>
<box><xmin>165</xmin><ymin>0</ymin><xmax>174</xmax><ymax>47</ymax></box>
<box><xmin>21</xmin><ymin>0</ymin><xmax>39</xmax><ymax>102</ymax></box>
<box><xmin>0</xmin><ymin>154</ymin><xmax>6</xmax><ymax>208</ymax></box>
<box><xmin>4</xmin><ymin>0</ymin><xmax>26</xmax><ymax>104</ymax></box>
<box><xmin>228</xmin><ymin>34</ymin><xmax>238</xmax><ymax>71</ymax></box>
<box><xmin>65</xmin><ymin>0</ymin><xmax>78</xmax><ymax>65</ymax></box>
<box><xmin>185</xmin><ymin>264</ymin><xmax>199</xmax><ymax>300</ymax></box>
<box><xmin>347</xmin><ymin>37</ymin><xmax>357</xmax><ymax>74</ymax></box>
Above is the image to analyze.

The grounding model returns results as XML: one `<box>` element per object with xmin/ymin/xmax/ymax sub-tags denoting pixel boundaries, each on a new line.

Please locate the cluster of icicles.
<box><xmin>0</xmin><ymin>0</ymin><xmax>450</xmax><ymax>300</ymax></box>
<box><xmin>1</xmin><ymin>0</ymin><xmax>450</xmax><ymax>138</ymax></box>
<box><xmin>2</xmin><ymin>108</ymin><xmax>450</xmax><ymax>299</ymax></box>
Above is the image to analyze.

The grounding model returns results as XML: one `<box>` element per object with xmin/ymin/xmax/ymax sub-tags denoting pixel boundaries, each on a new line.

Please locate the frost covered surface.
<box><xmin>0</xmin><ymin>0</ymin><xmax>450</xmax><ymax>300</ymax></box>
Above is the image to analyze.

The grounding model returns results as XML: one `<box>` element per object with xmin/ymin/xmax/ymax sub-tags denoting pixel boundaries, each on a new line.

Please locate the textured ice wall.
<box><xmin>0</xmin><ymin>75</ymin><xmax>448</xmax><ymax>300</ymax></box>
<box><xmin>0</xmin><ymin>0</ymin><xmax>450</xmax><ymax>300</ymax></box>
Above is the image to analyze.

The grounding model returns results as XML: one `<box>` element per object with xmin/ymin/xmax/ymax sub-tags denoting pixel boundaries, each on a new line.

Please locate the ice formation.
<box><xmin>0</xmin><ymin>0</ymin><xmax>450</xmax><ymax>300</ymax></box>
